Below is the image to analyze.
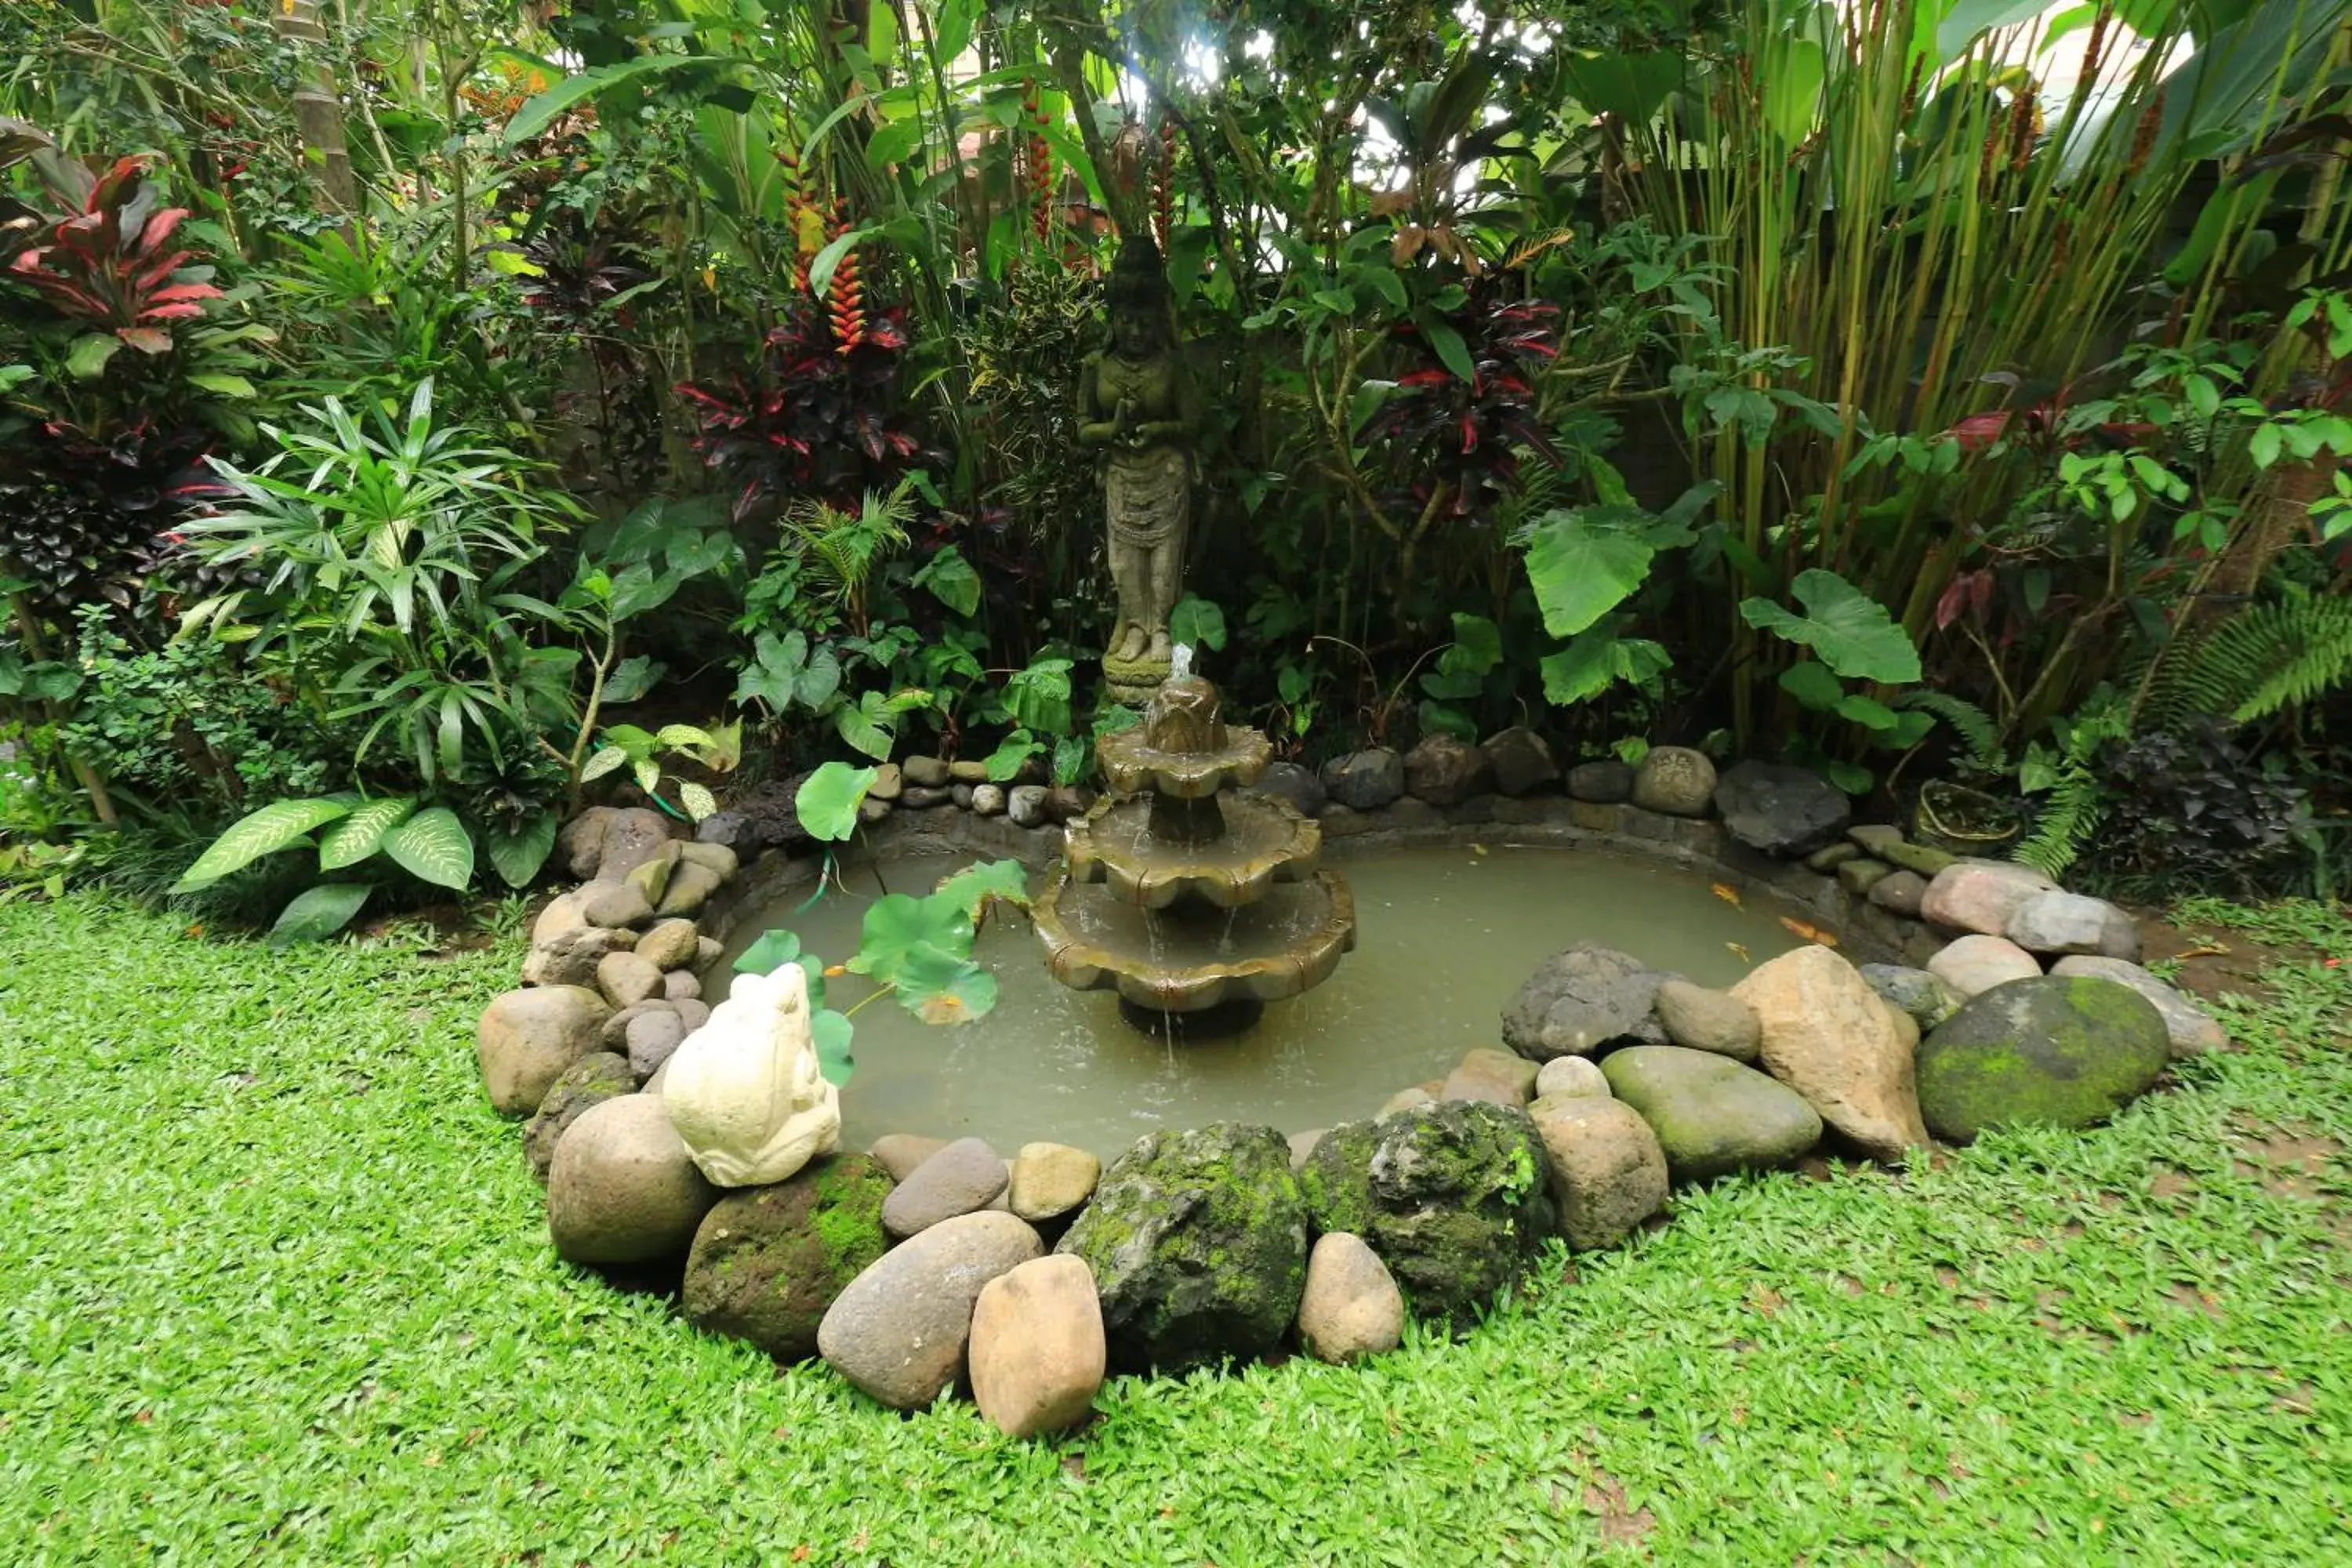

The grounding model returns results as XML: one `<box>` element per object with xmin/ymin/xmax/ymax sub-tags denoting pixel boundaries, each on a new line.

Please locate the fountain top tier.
<box><xmin>1033</xmin><ymin>670</ymin><xmax>1356</xmax><ymax>1017</ymax></box>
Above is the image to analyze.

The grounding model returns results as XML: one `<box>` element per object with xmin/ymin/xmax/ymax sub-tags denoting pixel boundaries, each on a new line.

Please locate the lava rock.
<box><xmin>1713</xmin><ymin>760</ymin><xmax>1852</xmax><ymax>857</ymax></box>
<box><xmin>969</xmin><ymin>1254</ymin><xmax>1107</xmax><ymax>1437</ymax></box>
<box><xmin>1920</xmin><ymin>862</ymin><xmax>2057</xmax><ymax>936</ymax></box>
<box><xmin>1502</xmin><ymin>943</ymin><xmax>1668</xmax><ymax>1061</ymax></box>
<box><xmin>682</xmin><ymin>1153</ymin><xmax>893</xmax><ymax>1363</ymax></box>
<box><xmin>1054</xmin><ymin>1124</ymin><xmax>1307</xmax><ymax>1371</ymax></box>
<box><xmin>2049</xmin><ymin>956</ymin><xmax>2227</xmax><ymax>1058</ymax></box>
<box><xmin>881</xmin><ymin>1136</ymin><xmax>1008</xmax><ymax>1239</ymax></box>
<box><xmin>2005</xmin><ymin>890</ymin><xmax>2140</xmax><ymax>960</ymax></box>
<box><xmin>1320</xmin><ymin>749</ymin><xmax>1406</xmax><ymax>811</ymax></box>
<box><xmin>596</xmin><ymin>949</ymin><xmax>666</xmax><ymax>1010</ymax></box>
<box><xmin>478</xmin><ymin>986</ymin><xmax>612</xmax><ymax>1116</ymax></box>
<box><xmin>1007</xmin><ymin>1142</ymin><xmax>1101</xmax><ymax>1222</ymax></box>
<box><xmin>1007</xmin><ymin>784</ymin><xmax>1051</xmax><ymax>828</ymax></box>
<box><xmin>1298</xmin><ymin>1120</ymin><xmax>1380</xmax><ymax>1236</ymax></box>
<box><xmin>635</xmin><ymin>918</ymin><xmax>702</xmax><ymax>972</ymax></box>
<box><xmin>1535</xmin><ymin>1055</ymin><xmax>1611</xmax><ymax>1100</ymax></box>
<box><xmin>1631</xmin><ymin>746</ymin><xmax>1717</xmax><ymax>817</ymax></box>
<box><xmin>1528</xmin><ymin>1095</ymin><xmax>1669</xmax><ymax>1250</ymax></box>
<box><xmin>818</xmin><ymin>1210</ymin><xmax>1043</xmax><ymax>1409</ymax></box>
<box><xmin>1361</xmin><ymin>1101</ymin><xmax>1557</xmax><ymax>1330</ymax></box>
<box><xmin>1868</xmin><ymin>870</ymin><xmax>1929</xmax><ymax>916</ymax></box>
<box><xmin>1254</xmin><ymin>761</ymin><xmax>1327</xmax><ymax>818</ymax></box>
<box><xmin>1928</xmin><ymin>934</ymin><xmax>2044</xmax><ymax>996</ymax></box>
<box><xmin>1403</xmin><ymin>734</ymin><xmax>1494</xmax><ymax>807</ymax></box>
<box><xmin>1481</xmin><ymin>727</ymin><xmax>1559</xmax><ymax>797</ymax></box>
<box><xmin>1567</xmin><ymin>759</ymin><xmax>1635</xmax><ymax>803</ymax></box>
<box><xmin>1916</xmin><ymin>976</ymin><xmax>2170</xmax><ymax>1143</ymax></box>
<box><xmin>522</xmin><ymin>1052</ymin><xmax>636</xmax><ymax>1182</ymax></box>
<box><xmin>1297</xmin><ymin>1232</ymin><xmax>1404</xmax><ymax>1363</ymax></box>
<box><xmin>691</xmin><ymin>772</ymin><xmax>817</xmax><ymax>857</ymax></box>
<box><xmin>1652</xmin><ymin>979</ymin><xmax>1762</xmax><ymax>1062</ymax></box>
<box><xmin>1600</xmin><ymin>1047</ymin><xmax>1823</xmax><ymax>1184</ymax></box>
<box><xmin>1732</xmin><ymin>944</ymin><xmax>1929</xmax><ymax>1163</ymax></box>
<box><xmin>546</xmin><ymin>1094</ymin><xmax>719</xmax><ymax>1265</ymax></box>
<box><xmin>1859</xmin><ymin>964</ymin><xmax>1966</xmax><ymax>1032</ymax></box>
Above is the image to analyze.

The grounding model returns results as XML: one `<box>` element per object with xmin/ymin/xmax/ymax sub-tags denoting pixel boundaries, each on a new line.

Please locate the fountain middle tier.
<box><xmin>1033</xmin><ymin>872</ymin><xmax>1358</xmax><ymax>1012</ymax></box>
<box><xmin>1062</xmin><ymin>790</ymin><xmax>1323</xmax><ymax>909</ymax></box>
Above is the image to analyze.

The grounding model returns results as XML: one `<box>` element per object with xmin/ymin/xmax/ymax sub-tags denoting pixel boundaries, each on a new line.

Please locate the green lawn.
<box><xmin>2</xmin><ymin>895</ymin><xmax>2347</xmax><ymax>1566</ymax></box>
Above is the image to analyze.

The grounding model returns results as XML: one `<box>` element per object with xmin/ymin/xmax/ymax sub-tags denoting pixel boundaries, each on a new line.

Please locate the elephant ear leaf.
<box><xmin>379</xmin><ymin>808</ymin><xmax>476</xmax><ymax>891</ymax></box>
<box><xmin>1739</xmin><ymin>569</ymin><xmax>1921</xmax><ymax>683</ymax></box>
<box><xmin>172</xmin><ymin>797</ymin><xmax>357</xmax><ymax>893</ymax></box>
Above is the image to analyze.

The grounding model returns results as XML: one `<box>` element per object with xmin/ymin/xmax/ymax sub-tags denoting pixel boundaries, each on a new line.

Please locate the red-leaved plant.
<box><xmin>8</xmin><ymin>154</ymin><xmax>224</xmax><ymax>355</ymax></box>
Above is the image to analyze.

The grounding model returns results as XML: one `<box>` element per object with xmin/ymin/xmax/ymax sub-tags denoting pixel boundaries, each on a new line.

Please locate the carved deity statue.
<box><xmin>1078</xmin><ymin>238</ymin><xmax>1200</xmax><ymax>702</ymax></box>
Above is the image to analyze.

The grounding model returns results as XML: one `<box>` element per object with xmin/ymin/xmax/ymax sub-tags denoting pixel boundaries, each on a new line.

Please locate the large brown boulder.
<box><xmin>969</xmin><ymin>1254</ymin><xmax>1106</xmax><ymax>1437</ymax></box>
<box><xmin>1732</xmin><ymin>944</ymin><xmax>1929</xmax><ymax>1163</ymax></box>
<box><xmin>546</xmin><ymin>1094</ymin><xmax>719</xmax><ymax>1265</ymax></box>
<box><xmin>818</xmin><ymin>1211</ymin><xmax>1043</xmax><ymax>1408</ymax></box>
<box><xmin>477</xmin><ymin>985</ymin><xmax>611</xmax><ymax>1116</ymax></box>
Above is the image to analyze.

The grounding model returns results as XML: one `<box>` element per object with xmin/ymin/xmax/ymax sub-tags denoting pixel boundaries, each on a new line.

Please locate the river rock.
<box><xmin>1442</xmin><ymin>1046</ymin><xmax>1539</xmax><ymax>1105</ymax></box>
<box><xmin>656</xmin><ymin>859</ymin><xmax>726</xmax><ymax>920</ymax></box>
<box><xmin>478</xmin><ymin>985</ymin><xmax>612</xmax><ymax>1116</ymax></box>
<box><xmin>1838</xmin><ymin>858</ymin><xmax>1893</xmax><ymax>895</ymax></box>
<box><xmin>1600</xmin><ymin>1047</ymin><xmax>1823</xmax><ymax>1184</ymax></box>
<box><xmin>1536</xmin><ymin>1055</ymin><xmax>1610</xmax><ymax>1100</ymax></box>
<box><xmin>1928</xmin><ymin>934</ymin><xmax>2044</xmax><ymax>996</ymax></box>
<box><xmin>1297</xmin><ymin>1233</ymin><xmax>1404</xmax><ymax>1363</ymax></box>
<box><xmin>1055</xmin><ymin>1123</ymin><xmax>1306</xmax><ymax>1371</ymax></box>
<box><xmin>559</xmin><ymin>805</ymin><xmax>675</xmax><ymax>881</ymax></box>
<box><xmin>635</xmin><ymin>918</ymin><xmax>702</xmax><ymax>972</ymax></box>
<box><xmin>869</xmin><ymin>1133</ymin><xmax>949</xmax><ymax>1181</ymax></box>
<box><xmin>818</xmin><ymin>1210</ymin><xmax>1043</xmax><ymax>1409</ymax></box>
<box><xmin>968</xmin><ymin>1254</ymin><xmax>1106</xmax><ymax>1437</ymax></box>
<box><xmin>673</xmin><ymin>998</ymin><xmax>710</xmax><ymax>1032</ymax></box>
<box><xmin>1481</xmin><ymin>727</ymin><xmax>1558</xmax><ymax>797</ymax></box>
<box><xmin>1807</xmin><ymin>842</ymin><xmax>1860</xmax><ymax>872</ymax></box>
<box><xmin>1631</xmin><ymin>746</ymin><xmax>1717</xmax><ymax>816</ymax></box>
<box><xmin>2006</xmin><ymin>890</ymin><xmax>2140</xmax><ymax>960</ymax></box>
<box><xmin>533</xmin><ymin>889</ymin><xmax>590</xmax><ymax>946</ymax></box>
<box><xmin>1528</xmin><ymin>1095</ymin><xmax>1668</xmax><ymax>1250</ymax></box>
<box><xmin>596</xmin><ymin>949</ymin><xmax>666</xmax><ymax>1010</ymax></box>
<box><xmin>662</xmin><ymin>963</ymin><xmax>840</xmax><ymax>1187</ymax></box>
<box><xmin>1007</xmin><ymin>784</ymin><xmax>1051</xmax><ymax>828</ymax></box>
<box><xmin>1868</xmin><ymin>869</ymin><xmax>1928</xmax><ymax>916</ymax></box>
<box><xmin>1377</xmin><ymin>1085</ymin><xmax>1436</xmax><ymax>1117</ymax></box>
<box><xmin>949</xmin><ymin>758</ymin><xmax>989</xmax><ymax>785</ymax></box>
<box><xmin>1652</xmin><ymin>979</ymin><xmax>1762</xmax><ymax>1062</ymax></box>
<box><xmin>682</xmin><ymin>1153</ymin><xmax>892</xmax><ymax>1363</ymax></box>
<box><xmin>1044</xmin><ymin>786</ymin><xmax>1094</xmax><ymax>823</ymax></box>
<box><xmin>1502</xmin><ymin>942</ymin><xmax>1667</xmax><ymax>1060</ymax></box>
<box><xmin>523</xmin><ymin>1052</ymin><xmax>636</xmax><ymax>1182</ymax></box>
<box><xmin>2049</xmin><ymin>956</ymin><xmax>2227</xmax><ymax>1058</ymax></box>
<box><xmin>1403</xmin><ymin>734</ymin><xmax>1494</xmax><ymax>806</ymax></box>
<box><xmin>1321</xmin><ymin>749</ymin><xmax>1405</xmax><ymax>811</ymax></box>
<box><xmin>867</xmin><ymin>763</ymin><xmax>904</xmax><ymax>801</ymax></box>
<box><xmin>1920</xmin><ymin>862</ymin><xmax>2057</xmax><ymax>935</ymax></box>
<box><xmin>1007</xmin><ymin>1142</ymin><xmax>1101</xmax><ymax>1222</ymax></box>
<box><xmin>624</xmin><ymin>1007</ymin><xmax>689</xmax><ymax>1080</ymax></box>
<box><xmin>1882</xmin><ymin>840</ymin><xmax>1958</xmax><ymax>878</ymax></box>
<box><xmin>576</xmin><ymin>879</ymin><xmax>655</xmax><ymax>931</ymax></box>
<box><xmin>902</xmin><ymin>755</ymin><xmax>951</xmax><ymax>788</ymax></box>
<box><xmin>1916</xmin><ymin>976</ymin><xmax>2170</xmax><ymax>1143</ymax></box>
<box><xmin>546</xmin><ymin>1094</ymin><xmax>719</xmax><ymax>1265</ymax></box>
<box><xmin>1732</xmin><ymin>944</ymin><xmax>1929</xmax><ymax>1162</ymax></box>
<box><xmin>950</xmin><ymin>783</ymin><xmax>975</xmax><ymax>809</ymax></box>
<box><xmin>1362</xmin><ymin>1101</ymin><xmax>1557</xmax><ymax>1330</ymax></box>
<box><xmin>1254</xmin><ymin>762</ymin><xmax>1327</xmax><ymax>818</ymax></box>
<box><xmin>971</xmin><ymin>783</ymin><xmax>1006</xmax><ymax>817</ymax></box>
<box><xmin>1567</xmin><ymin>759</ymin><xmax>1635</xmax><ymax>803</ymax></box>
<box><xmin>882</xmin><ymin>1137</ymin><xmax>1007</xmax><ymax>1238</ymax></box>
<box><xmin>522</xmin><ymin>924</ymin><xmax>637</xmax><ymax>989</ymax></box>
<box><xmin>1712</xmin><ymin>760</ymin><xmax>1851</xmax><ymax>857</ymax></box>
<box><xmin>677</xmin><ymin>841</ymin><xmax>738</xmax><ymax>880</ymax></box>
<box><xmin>662</xmin><ymin>969</ymin><xmax>701</xmax><ymax>1004</ymax></box>
<box><xmin>623</xmin><ymin>845</ymin><xmax>677</xmax><ymax>907</ymax></box>
<box><xmin>1859</xmin><ymin>964</ymin><xmax>1965</xmax><ymax>1032</ymax></box>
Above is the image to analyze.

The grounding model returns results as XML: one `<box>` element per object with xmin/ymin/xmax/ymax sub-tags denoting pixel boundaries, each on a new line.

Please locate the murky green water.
<box><xmin>715</xmin><ymin>844</ymin><xmax>1802</xmax><ymax>1158</ymax></box>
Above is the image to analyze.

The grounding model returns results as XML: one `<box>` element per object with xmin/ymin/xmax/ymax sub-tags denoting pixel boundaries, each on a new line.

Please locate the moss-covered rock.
<box><xmin>1599</xmin><ymin>1047</ymin><xmax>1822</xmax><ymax>1184</ymax></box>
<box><xmin>682</xmin><ymin>1153</ymin><xmax>893</xmax><ymax>1362</ymax></box>
<box><xmin>1054</xmin><ymin>1123</ymin><xmax>1306</xmax><ymax>1373</ymax></box>
<box><xmin>1298</xmin><ymin>1120</ymin><xmax>1379</xmax><ymax>1236</ymax></box>
<box><xmin>1364</xmin><ymin>1101</ymin><xmax>1557</xmax><ymax>1332</ymax></box>
<box><xmin>522</xmin><ymin>1051</ymin><xmax>636</xmax><ymax>1183</ymax></box>
<box><xmin>1916</xmin><ymin>976</ymin><xmax>2169</xmax><ymax>1143</ymax></box>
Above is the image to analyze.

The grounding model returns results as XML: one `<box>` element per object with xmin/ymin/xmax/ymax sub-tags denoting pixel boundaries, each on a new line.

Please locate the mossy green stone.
<box><xmin>1298</xmin><ymin>1119</ymin><xmax>1378</xmax><ymax>1236</ymax></box>
<box><xmin>1916</xmin><ymin>976</ymin><xmax>2169</xmax><ymax>1143</ymax></box>
<box><xmin>1599</xmin><ymin>1046</ymin><xmax>1822</xmax><ymax>1184</ymax></box>
<box><xmin>1054</xmin><ymin>1123</ymin><xmax>1306</xmax><ymax>1373</ymax></box>
<box><xmin>1881</xmin><ymin>840</ymin><xmax>1958</xmax><ymax>878</ymax></box>
<box><xmin>522</xmin><ymin>1052</ymin><xmax>637</xmax><ymax>1183</ymax></box>
<box><xmin>681</xmin><ymin>1153</ymin><xmax>893</xmax><ymax>1362</ymax></box>
<box><xmin>1837</xmin><ymin>858</ymin><xmax>1893</xmax><ymax>895</ymax></box>
<box><xmin>1363</xmin><ymin>1101</ymin><xmax>1556</xmax><ymax>1332</ymax></box>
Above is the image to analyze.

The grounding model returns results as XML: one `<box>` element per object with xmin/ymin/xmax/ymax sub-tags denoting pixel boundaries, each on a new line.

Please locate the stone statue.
<box><xmin>662</xmin><ymin>962</ymin><xmax>840</xmax><ymax>1187</ymax></box>
<box><xmin>1079</xmin><ymin>237</ymin><xmax>1200</xmax><ymax>703</ymax></box>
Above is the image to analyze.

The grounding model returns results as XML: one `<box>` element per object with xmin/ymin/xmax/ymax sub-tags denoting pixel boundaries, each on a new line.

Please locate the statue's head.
<box><xmin>1105</xmin><ymin>237</ymin><xmax>1173</xmax><ymax>360</ymax></box>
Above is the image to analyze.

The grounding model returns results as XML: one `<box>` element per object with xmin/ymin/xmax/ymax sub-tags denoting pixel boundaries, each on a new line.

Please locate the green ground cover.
<box><xmin>2</xmin><ymin>895</ymin><xmax>2347</xmax><ymax>1565</ymax></box>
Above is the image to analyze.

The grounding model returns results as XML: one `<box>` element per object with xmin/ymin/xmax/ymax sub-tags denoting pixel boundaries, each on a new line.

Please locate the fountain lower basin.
<box><xmin>1034</xmin><ymin>869</ymin><xmax>1357</xmax><ymax>1010</ymax></box>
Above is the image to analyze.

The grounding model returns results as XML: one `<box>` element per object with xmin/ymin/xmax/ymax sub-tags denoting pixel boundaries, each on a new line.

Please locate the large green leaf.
<box><xmin>735</xmin><ymin>927</ymin><xmax>804</xmax><ymax>975</ymax></box>
<box><xmin>503</xmin><ymin>56</ymin><xmax>717</xmax><ymax>146</ymax></box>
<box><xmin>172</xmin><ymin>797</ymin><xmax>356</xmax><ymax>893</ymax></box>
<box><xmin>894</xmin><ymin>948</ymin><xmax>999</xmax><ymax>1025</ymax></box>
<box><xmin>834</xmin><ymin>691</ymin><xmax>898</xmax><ymax>760</ymax></box>
<box><xmin>1521</xmin><ymin>507</ymin><xmax>1662</xmax><ymax>638</ymax></box>
<box><xmin>933</xmin><ymin>858</ymin><xmax>1031</xmax><ymax>921</ymax></box>
<box><xmin>268</xmin><ymin>883</ymin><xmax>372</xmax><ymax>946</ymax></box>
<box><xmin>1539</xmin><ymin>626</ymin><xmax>1672</xmax><ymax>706</ymax></box>
<box><xmin>1740</xmin><ymin>570</ymin><xmax>1922</xmax><ymax>683</ymax></box>
<box><xmin>912</xmin><ymin>545</ymin><xmax>982</xmax><ymax>615</ymax></box>
<box><xmin>485</xmin><ymin>812</ymin><xmax>559</xmax><ymax>889</ymax></box>
<box><xmin>848</xmin><ymin>891</ymin><xmax>975</xmax><ymax>988</ymax></box>
<box><xmin>1169</xmin><ymin>595</ymin><xmax>1226</xmax><ymax>653</ymax></box>
<box><xmin>812</xmin><ymin>1008</ymin><xmax>855</xmax><ymax>1087</ymax></box>
<box><xmin>379</xmin><ymin>808</ymin><xmax>476</xmax><ymax>891</ymax></box>
<box><xmin>1003</xmin><ymin>658</ymin><xmax>1074</xmax><ymax>734</ymax></box>
<box><xmin>795</xmin><ymin>760</ymin><xmax>877</xmax><ymax>843</ymax></box>
<box><xmin>318</xmin><ymin>796</ymin><xmax>415</xmax><ymax>872</ymax></box>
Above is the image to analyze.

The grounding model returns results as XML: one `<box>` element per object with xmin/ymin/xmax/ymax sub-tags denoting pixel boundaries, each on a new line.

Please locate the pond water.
<box><xmin>714</xmin><ymin>844</ymin><xmax>1803</xmax><ymax>1158</ymax></box>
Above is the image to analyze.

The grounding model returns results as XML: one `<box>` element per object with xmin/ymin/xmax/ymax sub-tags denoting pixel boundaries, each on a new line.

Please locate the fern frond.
<box><xmin>1899</xmin><ymin>689</ymin><xmax>1998</xmax><ymax>764</ymax></box>
<box><xmin>2143</xmin><ymin>596</ymin><xmax>2352</xmax><ymax>727</ymax></box>
<box><xmin>2012</xmin><ymin>703</ymin><xmax>2130</xmax><ymax>878</ymax></box>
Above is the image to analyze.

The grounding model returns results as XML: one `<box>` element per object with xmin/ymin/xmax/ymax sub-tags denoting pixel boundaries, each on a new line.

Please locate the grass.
<box><xmin>2</xmin><ymin>894</ymin><xmax>2347</xmax><ymax>1565</ymax></box>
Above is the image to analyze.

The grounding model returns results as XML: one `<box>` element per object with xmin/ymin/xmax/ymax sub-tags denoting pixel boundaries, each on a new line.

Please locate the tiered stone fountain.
<box><xmin>1033</xmin><ymin>655</ymin><xmax>1357</xmax><ymax>1032</ymax></box>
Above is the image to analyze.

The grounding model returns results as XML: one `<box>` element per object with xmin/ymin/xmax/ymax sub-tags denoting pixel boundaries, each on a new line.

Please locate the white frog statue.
<box><xmin>661</xmin><ymin>960</ymin><xmax>841</xmax><ymax>1186</ymax></box>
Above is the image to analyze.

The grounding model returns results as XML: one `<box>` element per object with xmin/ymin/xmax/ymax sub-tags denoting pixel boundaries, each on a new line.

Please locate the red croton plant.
<box><xmin>9</xmin><ymin>153</ymin><xmax>225</xmax><ymax>361</ymax></box>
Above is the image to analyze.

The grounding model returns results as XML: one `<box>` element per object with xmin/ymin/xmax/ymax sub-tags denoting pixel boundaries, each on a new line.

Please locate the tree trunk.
<box><xmin>273</xmin><ymin>0</ymin><xmax>360</xmax><ymax>218</ymax></box>
<box><xmin>2201</xmin><ymin>452</ymin><xmax>2339</xmax><ymax>621</ymax></box>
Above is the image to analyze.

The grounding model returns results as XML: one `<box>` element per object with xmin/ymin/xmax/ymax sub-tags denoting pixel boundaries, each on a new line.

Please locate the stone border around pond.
<box><xmin>476</xmin><ymin>733</ymin><xmax>2229</xmax><ymax>1440</ymax></box>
